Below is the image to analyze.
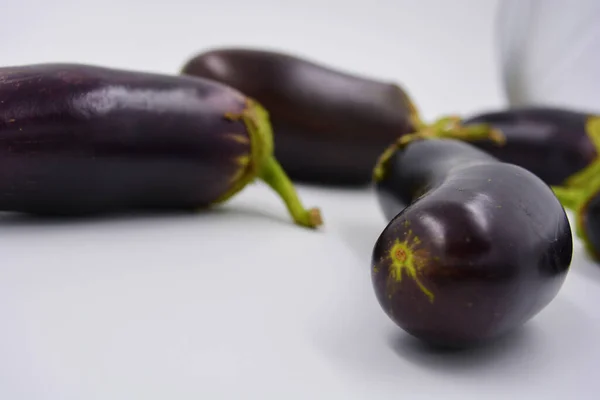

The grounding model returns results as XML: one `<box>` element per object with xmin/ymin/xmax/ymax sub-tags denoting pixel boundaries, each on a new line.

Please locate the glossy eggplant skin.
<box><xmin>462</xmin><ymin>107</ymin><xmax>597</xmax><ymax>185</ymax></box>
<box><xmin>0</xmin><ymin>63</ymin><xmax>322</xmax><ymax>227</ymax></box>
<box><xmin>180</xmin><ymin>48</ymin><xmax>418</xmax><ymax>186</ymax></box>
<box><xmin>0</xmin><ymin>63</ymin><xmax>252</xmax><ymax>215</ymax></box>
<box><xmin>372</xmin><ymin>139</ymin><xmax>572</xmax><ymax>347</ymax></box>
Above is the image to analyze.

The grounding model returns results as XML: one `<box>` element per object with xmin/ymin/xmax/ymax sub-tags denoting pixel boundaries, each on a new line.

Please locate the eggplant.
<box><xmin>461</xmin><ymin>106</ymin><xmax>600</xmax><ymax>186</ymax></box>
<box><xmin>0</xmin><ymin>63</ymin><xmax>322</xmax><ymax>228</ymax></box>
<box><xmin>371</xmin><ymin>136</ymin><xmax>572</xmax><ymax>347</ymax></box>
<box><xmin>179</xmin><ymin>47</ymin><xmax>422</xmax><ymax>186</ymax></box>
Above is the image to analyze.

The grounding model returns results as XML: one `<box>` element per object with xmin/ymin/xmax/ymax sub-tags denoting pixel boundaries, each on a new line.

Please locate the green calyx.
<box><xmin>214</xmin><ymin>98</ymin><xmax>323</xmax><ymax>229</ymax></box>
<box><xmin>551</xmin><ymin>115</ymin><xmax>600</xmax><ymax>260</ymax></box>
<box><xmin>372</xmin><ymin>115</ymin><xmax>506</xmax><ymax>182</ymax></box>
<box><xmin>551</xmin><ymin>181</ymin><xmax>600</xmax><ymax>260</ymax></box>
<box><xmin>563</xmin><ymin>117</ymin><xmax>600</xmax><ymax>187</ymax></box>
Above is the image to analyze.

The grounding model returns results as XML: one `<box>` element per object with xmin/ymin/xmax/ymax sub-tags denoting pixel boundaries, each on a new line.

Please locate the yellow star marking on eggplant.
<box><xmin>386</xmin><ymin>229</ymin><xmax>434</xmax><ymax>303</ymax></box>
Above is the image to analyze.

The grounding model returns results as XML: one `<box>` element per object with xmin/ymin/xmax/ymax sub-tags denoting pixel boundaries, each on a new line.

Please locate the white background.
<box><xmin>1</xmin><ymin>0</ymin><xmax>599</xmax><ymax>399</ymax></box>
<box><xmin>496</xmin><ymin>0</ymin><xmax>600</xmax><ymax>110</ymax></box>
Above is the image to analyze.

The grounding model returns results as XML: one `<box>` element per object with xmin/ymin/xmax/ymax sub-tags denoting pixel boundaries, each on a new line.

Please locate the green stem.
<box><xmin>554</xmin><ymin>175</ymin><xmax>600</xmax><ymax>262</ymax></box>
<box><xmin>259</xmin><ymin>157</ymin><xmax>322</xmax><ymax>228</ymax></box>
<box><xmin>551</xmin><ymin>185</ymin><xmax>583</xmax><ymax>210</ymax></box>
<box><xmin>372</xmin><ymin>115</ymin><xmax>506</xmax><ymax>182</ymax></box>
<box><xmin>553</xmin><ymin>116</ymin><xmax>600</xmax><ymax>260</ymax></box>
<box><xmin>214</xmin><ymin>98</ymin><xmax>322</xmax><ymax>229</ymax></box>
<box><xmin>564</xmin><ymin>160</ymin><xmax>600</xmax><ymax>187</ymax></box>
<box><xmin>565</xmin><ymin>117</ymin><xmax>600</xmax><ymax>188</ymax></box>
<box><xmin>586</xmin><ymin>116</ymin><xmax>600</xmax><ymax>152</ymax></box>
<box><xmin>430</xmin><ymin>116</ymin><xmax>506</xmax><ymax>144</ymax></box>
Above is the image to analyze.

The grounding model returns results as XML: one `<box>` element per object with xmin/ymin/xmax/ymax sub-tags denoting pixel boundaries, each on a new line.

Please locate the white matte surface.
<box><xmin>1</xmin><ymin>0</ymin><xmax>599</xmax><ymax>399</ymax></box>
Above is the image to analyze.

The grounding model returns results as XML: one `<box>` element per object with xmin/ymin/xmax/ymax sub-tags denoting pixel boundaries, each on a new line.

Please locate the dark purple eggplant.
<box><xmin>0</xmin><ymin>63</ymin><xmax>322</xmax><ymax>228</ymax></box>
<box><xmin>461</xmin><ymin>106</ymin><xmax>599</xmax><ymax>186</ymax></box>
<box><xmin>179</xmin><ymin>47</ymin><xmax>422</xmax><ymax>186</ymax></box>
<box><xmin>371</xmin><ymin>136</ymin><xmax>572</xmax><ymax>347</ymax></box>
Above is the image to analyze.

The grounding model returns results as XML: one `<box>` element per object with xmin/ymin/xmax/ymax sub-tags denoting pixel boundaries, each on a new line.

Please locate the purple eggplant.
<box><xmin>372</xmin><ymin>135</ymin><xmax>572</xmax><ymax>347</ymax></box>
<box><xmin>0</xmin><ymin>63</ymin><xmax>322</xmax><ymax>228</ymax></box>
<box><xmin>461</xmin><ymin>106</ymin><xmax>599</xmax><ymax>186</ymax></box>
<box><xmin>179</xmin><ymin>48</ymin><xmax>422</xmax><ymax>186</ymax></box>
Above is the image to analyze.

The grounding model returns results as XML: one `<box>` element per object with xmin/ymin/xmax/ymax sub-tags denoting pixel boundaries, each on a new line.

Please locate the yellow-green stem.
<box><xmin>552</xmin><ymin>115</ymin><xmax>600</xmax><ymax>259</ymax></box>
<box><xmin>552</xmin><ymin>179</ymin><xmax>600</xmax><ymax>261</ymax></box>
<box><xmin>214</xmin><ymin>98</ymin><xmax>322</xmax><ymax>229</ymax></box>
<box><xmin>551</xmin><ymin>185</ymin><xmax>583</xmax><ymax>210</ymax></box>
<box><xmin>564</xmin><ymin>160</ymin><xmax>600</xmax><ymax>187</ymax></box>
<box><xmin>564</xmin><ymin>117</ymin><xmax>600</xmax><ymax>188</ymax></box>
<box><xmin>259</xmin><ymin>157</ymin><xmax>322</xmax><ymax>228</ymax></box>
<box><xmin>586</xmin><ymin>116</ymin><xmax>600</xmax><ymax>152</ymax></box>
<box><xmin>372</xmin><ymin>115</ymin><xmax>506</xmax><ymax>182</ymax></box>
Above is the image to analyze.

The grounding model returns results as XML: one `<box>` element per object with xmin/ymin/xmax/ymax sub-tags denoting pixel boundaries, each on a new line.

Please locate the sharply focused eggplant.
<box><xmin>179</xmin><ymin>48</ymin><xmax>422</xmax><ymax>185</ymax></box>
<box><xmin>0</xmin><ymin>63</ymin><xmax>322</xmax><ymax>228</ymax></box>
<box><xmin>461</xmin><ymin>106</ymin><xmax>600</xmax><ymax>186</ymax></box>
<box><xmin>458</xmin><ymin>107</ymin><xmax>600</xmax><ymax>260</ymax></box>
<box><xmin>371</xmin><ymin>136</ymin><xmax>572</xmax><ymax>347</ymax></box>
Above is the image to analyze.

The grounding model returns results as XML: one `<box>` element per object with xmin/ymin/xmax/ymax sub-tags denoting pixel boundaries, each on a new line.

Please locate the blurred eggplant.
<box><xmin>461</xmin><ymin>106</ymin><xmax>599</xmax><ymax>185</ymax></box>
<box><xmin>180</xmin><ymin>47</ymin><xmax>422</xmax><ymax>186</ymax></box>
<box><xmin>0</xmin><ymin>63</ymin><xmax>322</xmax><ymax>228</ymax></box>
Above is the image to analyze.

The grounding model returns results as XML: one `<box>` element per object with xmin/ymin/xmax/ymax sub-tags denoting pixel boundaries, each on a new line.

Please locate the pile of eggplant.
<box><xmin>2</xmin><ymin>46</ymin><xmax>598</xmax><ymax>348</ymax></box>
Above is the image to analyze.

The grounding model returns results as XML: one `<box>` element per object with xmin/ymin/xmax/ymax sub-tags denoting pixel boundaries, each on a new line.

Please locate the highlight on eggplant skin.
<box><xmin>371</xmin><ymin>138</ymin><xmax>572</xmax><ymax>347</ymax></box>
<box><xmin>0</xmin><ymin>63</ymin><xmax>322</xmax><ymax>228</ymax></box>
<box><xmin>461</xmin><ymin>106</ymin><xmax>598</xmax><ymax>186</ymax></box>
<box><xmin>180</xmin><ymin>47</ymin><xmax>421</xmax><ymax>186</ymax></box>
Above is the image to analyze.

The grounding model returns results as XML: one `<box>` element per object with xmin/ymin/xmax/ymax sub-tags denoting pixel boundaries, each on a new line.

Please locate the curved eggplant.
<box><xmin>0</xmin><ymin>63</ymin><xmax>322</xmax><ymax>228</ymax></box>
<box><xmin>180</xmin><ymin>47</ymin><xmax>422</xmax><ymax>185</ymax></box>
<box><xmin>371</xmin><ymin>137</ymin><xmax>572</xmax><ymax>347</ymax></box>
